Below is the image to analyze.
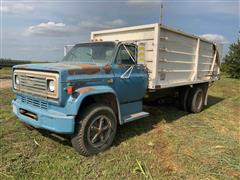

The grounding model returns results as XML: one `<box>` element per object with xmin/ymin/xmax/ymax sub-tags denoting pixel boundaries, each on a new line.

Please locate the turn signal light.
<box><xmin>66</xmin><ymin>86</ymin><xmax>74</xmax><ymax>94</ymax></box>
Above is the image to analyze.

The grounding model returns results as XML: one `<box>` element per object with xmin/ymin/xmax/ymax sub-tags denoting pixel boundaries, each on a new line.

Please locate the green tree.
<box><xmin>223</xmin><ymin>39</ymin><xmax>240</xmax><ymax>79</ymax></box>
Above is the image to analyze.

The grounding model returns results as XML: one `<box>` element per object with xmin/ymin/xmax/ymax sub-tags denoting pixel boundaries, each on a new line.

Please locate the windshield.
<box><xmin>62</xmin><ymin>42</ymin><xmax>115</xmax><ymax>65</ymax></box>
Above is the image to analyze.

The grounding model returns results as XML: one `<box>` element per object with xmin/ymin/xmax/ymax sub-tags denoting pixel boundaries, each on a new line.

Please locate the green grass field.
<box><xmin>0</xmin><ymin>67</ymin><xmax>12</xmax><ymax>79</ymax></box>
<box><xmin>0</xmin><ymin>69</ymin><xmax>239</xmax><ymax>179</ymax></box>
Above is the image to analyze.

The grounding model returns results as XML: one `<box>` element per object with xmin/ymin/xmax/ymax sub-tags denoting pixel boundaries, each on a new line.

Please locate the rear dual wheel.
<box><xmin>187</xmin><ymin>87</ymin><xmax>204</xmax><ymax>113</ymax></box>
<box><xmin>179</xmin><ymin>87</ymin><xmax>205</xmax><ymax>113</ymax></box>
<box><xmin>71</xmin><ymin>104</ymin><xmax>117</xmax><ymax>156</ymax></box>
<box><xmin>179</xmin><ymin>87</ymin><xmax>190</xmax><ymax>111</ymax></box>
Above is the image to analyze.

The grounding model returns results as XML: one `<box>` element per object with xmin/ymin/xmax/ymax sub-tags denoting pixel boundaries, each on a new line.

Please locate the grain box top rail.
<box><xmin>91</xmin><ymin>23</ymin><xmax>215</xmax><ymax>45</ymax></box>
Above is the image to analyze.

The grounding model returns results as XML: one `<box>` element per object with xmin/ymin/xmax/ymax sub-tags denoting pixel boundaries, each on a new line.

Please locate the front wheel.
<box><xmin>71</xmin><ymin>104</ymin><xmax>117</xmax><ymax>156</ymax></box>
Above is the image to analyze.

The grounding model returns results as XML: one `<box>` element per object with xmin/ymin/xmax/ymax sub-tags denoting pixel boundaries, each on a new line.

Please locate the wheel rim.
<box><xmin>87</xmin><ymin>115</ymin><xmax>112</xmax><ymax>148</ymax></box>
<box><xmin>196</xmin><ymin>91</ymin><xmax>203</xmax><ymax>110</ymax></box>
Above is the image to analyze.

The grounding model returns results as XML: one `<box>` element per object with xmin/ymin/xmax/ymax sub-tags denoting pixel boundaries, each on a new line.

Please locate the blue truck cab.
<box><xmin>12</xmin><ymin>41</ymin><xmax>149</xmax><ymax>155</ymax></box>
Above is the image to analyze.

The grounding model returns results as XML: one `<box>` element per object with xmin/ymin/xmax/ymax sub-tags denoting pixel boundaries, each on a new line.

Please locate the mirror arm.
<box><xmin>122</xmin><ymin>44</ymin><xmax>136</xmax><ymax>64</ymax></box>
<box><xmin>120</xmin><ymin>65</ymin><xmax>134</xmax><ymax>79</ymax></box>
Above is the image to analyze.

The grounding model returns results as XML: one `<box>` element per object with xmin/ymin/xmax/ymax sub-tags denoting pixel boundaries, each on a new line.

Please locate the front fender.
<box><xmin>65</xmin><ymin>85</ymin><xmax>121</xmax><ymax>122</ymax></box>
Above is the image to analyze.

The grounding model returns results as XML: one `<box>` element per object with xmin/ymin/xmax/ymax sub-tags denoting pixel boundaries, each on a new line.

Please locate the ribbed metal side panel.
<box><xmin>20</xmin><ymin>95</ymin><xmax>48</xmax><ymax>110</ymax></box>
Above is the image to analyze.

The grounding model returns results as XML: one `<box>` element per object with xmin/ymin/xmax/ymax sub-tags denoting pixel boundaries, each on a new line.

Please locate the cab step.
<box><xmin>123</xmin><ymin>111</ymin><xmax>149</xmax><ymax>123</ymax></box>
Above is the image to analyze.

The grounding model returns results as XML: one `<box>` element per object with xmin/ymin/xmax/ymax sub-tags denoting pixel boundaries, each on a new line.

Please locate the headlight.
<box><xmin>15</xmin><ymin>75</ymin><xmax>20</xmax><ymax>85</ymax></box>
<box><xmin>48</xmin><ymin>80</ymin><xmax>55</xmax><ymax>92</ymax></box>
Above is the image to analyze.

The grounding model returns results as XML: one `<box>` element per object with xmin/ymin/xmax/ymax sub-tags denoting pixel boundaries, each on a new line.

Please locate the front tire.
<box><xmin>71</xmin><ymin>104</ymin><xmax>117</xmax><ymax>156</ymax></box>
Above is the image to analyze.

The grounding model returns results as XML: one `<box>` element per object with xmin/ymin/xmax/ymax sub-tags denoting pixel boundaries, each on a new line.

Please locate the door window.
<box><xmin>116</xmin><ymin>45</ymin><xmax>137</xmax><ymax>65</ymax></box>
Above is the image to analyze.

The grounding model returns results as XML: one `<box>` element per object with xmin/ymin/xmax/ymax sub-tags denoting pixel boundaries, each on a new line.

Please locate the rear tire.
<box><xmin>71</xmin><ymin>103</ymin><xmax>117</xmax><ymax>156</ymax></box>
<box><xmin>187</xmin><ymin>87</ymin><xmax>204</xmax><ymax>113</ymax></box>
<box><xmin>178</xmin><ymin>87</ymin><xmax>190</xmax><ymax>111</ymax></box>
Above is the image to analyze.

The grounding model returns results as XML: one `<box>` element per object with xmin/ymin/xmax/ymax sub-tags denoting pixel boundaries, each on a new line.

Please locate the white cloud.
<box><xmin>127</xmin><ymin>0</ymin><xmax>161</xmax><ymax>5</ymax></box>
<box><xmin>79</xmin><ymin>19</ymin><xmax>127</xmax><ymax>29</ymax></box>
<box><xmin>1</xmin><ymin>3</ymin><xmax>34</xmax><ymax>14</ymax></box>
<box><xmin>26</xmin><ymin>21</ymin><xmax>78</xmax><ymax>37</ymax></box>
<box><xmin>200</xmin><ymin>34</ymin><xmax>228</xmax><ymax>44</ymax></box>
<box><xmin>172</xmin><ymin>2</ymin><xmax>238</xmax><ymax>16</ymax></box>
<box><xmin>26</xmin><ymin>19</ymin><xmax>127</xmax><ymax>37</ymax></box>
<box><xmin>20</xmin><ymin>47</ymin><xmax>32</xmax><ymax>52</ymax></box>
<box><xmin>19</xmin><ymin>46</ymin><xmax>62</xmax><ymax>52</ymax></box>
<box><xmin>47</xmin><ymin>47</ymin><xmax>62</xmax><ymax>52</ymax></box>
<box><xmin>105</xmin><ymin>19</ymin><xmax>126</xmax><ymax>27</ymax></box>
<box><xmin>204</xmin><ymin>2</ymin><xmax>239</xmax><ymax>16</ymax></box>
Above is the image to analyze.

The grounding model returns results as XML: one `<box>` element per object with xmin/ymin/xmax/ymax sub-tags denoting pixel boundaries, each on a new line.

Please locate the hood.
<box><xmin>14</xmin><ymin>62</ymin><xmax>112</xmax><ymax>82</ymax></box>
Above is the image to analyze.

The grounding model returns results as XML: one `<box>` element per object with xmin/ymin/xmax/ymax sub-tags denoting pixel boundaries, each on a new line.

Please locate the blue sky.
<box><xmin>2</xmin><ymin>0</ymin><xmax>239</xmax><ymax>61</ymax></box>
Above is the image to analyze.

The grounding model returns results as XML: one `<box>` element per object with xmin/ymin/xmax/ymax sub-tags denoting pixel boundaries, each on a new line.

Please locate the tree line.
<box><xmin>0</xmin><ymin>58</ymin><xmax>32</xmax><ymax>67</ymax></box>
<box><xmin>221</xmin><ymin>39</ymin><xmax>240</xmax><ymax>79</ymax></box>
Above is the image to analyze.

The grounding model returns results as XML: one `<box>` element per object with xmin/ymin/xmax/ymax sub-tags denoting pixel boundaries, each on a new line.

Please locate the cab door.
<box><xmin>112</xmin><ymin>44</ymin><xmax>148</xmax><ymax>104</ymax></box>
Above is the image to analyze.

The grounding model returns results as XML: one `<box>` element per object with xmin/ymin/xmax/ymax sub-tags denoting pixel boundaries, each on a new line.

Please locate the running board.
<box><xmin>123</xmin><ymin>112</ymin><xmax>149</xmax><ymax>123</ymax></box>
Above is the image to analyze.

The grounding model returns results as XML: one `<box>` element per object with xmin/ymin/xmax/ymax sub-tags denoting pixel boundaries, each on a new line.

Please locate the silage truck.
<box><xmin>12</xmin><ymin>24</ymin><xmax>220</xmax><ymax>156</ymax></box>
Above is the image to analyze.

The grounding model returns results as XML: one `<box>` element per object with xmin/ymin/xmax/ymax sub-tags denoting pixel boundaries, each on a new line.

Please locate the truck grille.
<box><xmin>19</xmin><ymin>75</ymin><xmax>47</xmax><ymax>96</ymax></box>
<box><xmin>14</xmin><ymin>69</ymin><xmax>59</xmax><ymax>99</ymax></box>
<box><xmin>20</xmin><ymin>95</ymin><xmax>48</xmax><ymax>110</ymax></box>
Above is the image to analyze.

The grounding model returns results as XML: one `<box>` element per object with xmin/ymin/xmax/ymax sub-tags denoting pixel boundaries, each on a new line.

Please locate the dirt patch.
<box><xmin>150</xmin><ymin>126</ymin><xmax>184</xmax><ymax>173</ymax></box>
<box><xmin>0</xmin><ymin>80</ymin><xmax>12</xmax><ymax>89</ymax></box>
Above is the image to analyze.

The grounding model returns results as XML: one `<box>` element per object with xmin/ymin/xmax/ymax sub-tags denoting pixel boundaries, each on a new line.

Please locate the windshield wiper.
<box><xmin>67</xmin><ymin>51</ymin><xmax>77</xmax><ymax>61</ymax></box>
<box><xmin>86</xmin><ymin>52</ymin><xmax>96</xmax><ymax>64</ymax></box>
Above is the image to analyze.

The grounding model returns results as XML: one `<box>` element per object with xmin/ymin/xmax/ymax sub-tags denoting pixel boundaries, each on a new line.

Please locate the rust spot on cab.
<box><xmin>57</xmin><ymin>65</ymin><xmax>68</xmax><ymax>68</ymax></box>
<box><xmin>68</xmin><ymin>64</ymin><xmax>100</xmax><ymax>75</ymax></box>
<box><xmin>117</xmin><ymin>64</ymin><xmax>131</xmax><ymax>68</ymax></box>
<box><xmin>47</xmin><ymin>68</ymin><xmax>58</xmax><ymax>71</ymax></box>
<box><xmin>130</xmin><ymin>113</ymin><xmax>142</xmax><ymax>118</ymax></box>
<box><xmin>76</xmin><ymin>87</ymin><xmax>95</xmax><ymax>94</ymax></box>
<box><xmin>102</xmin><ymin>65</ymin><xmax>112</xmax><ymax>74</ymax></box>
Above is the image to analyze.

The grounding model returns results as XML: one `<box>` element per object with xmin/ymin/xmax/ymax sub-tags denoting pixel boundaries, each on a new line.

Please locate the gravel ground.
<box><xmin>0</xmin><ymin>79</ymin><xmax>12</xmax><ymax>89</ymax></box>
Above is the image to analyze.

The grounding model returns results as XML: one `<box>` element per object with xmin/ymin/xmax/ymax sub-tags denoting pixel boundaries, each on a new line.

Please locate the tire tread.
<box><xmin>71</xmin><ymin>103</ymin><xmax>116</xmax><ymax>156</ymax></box>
